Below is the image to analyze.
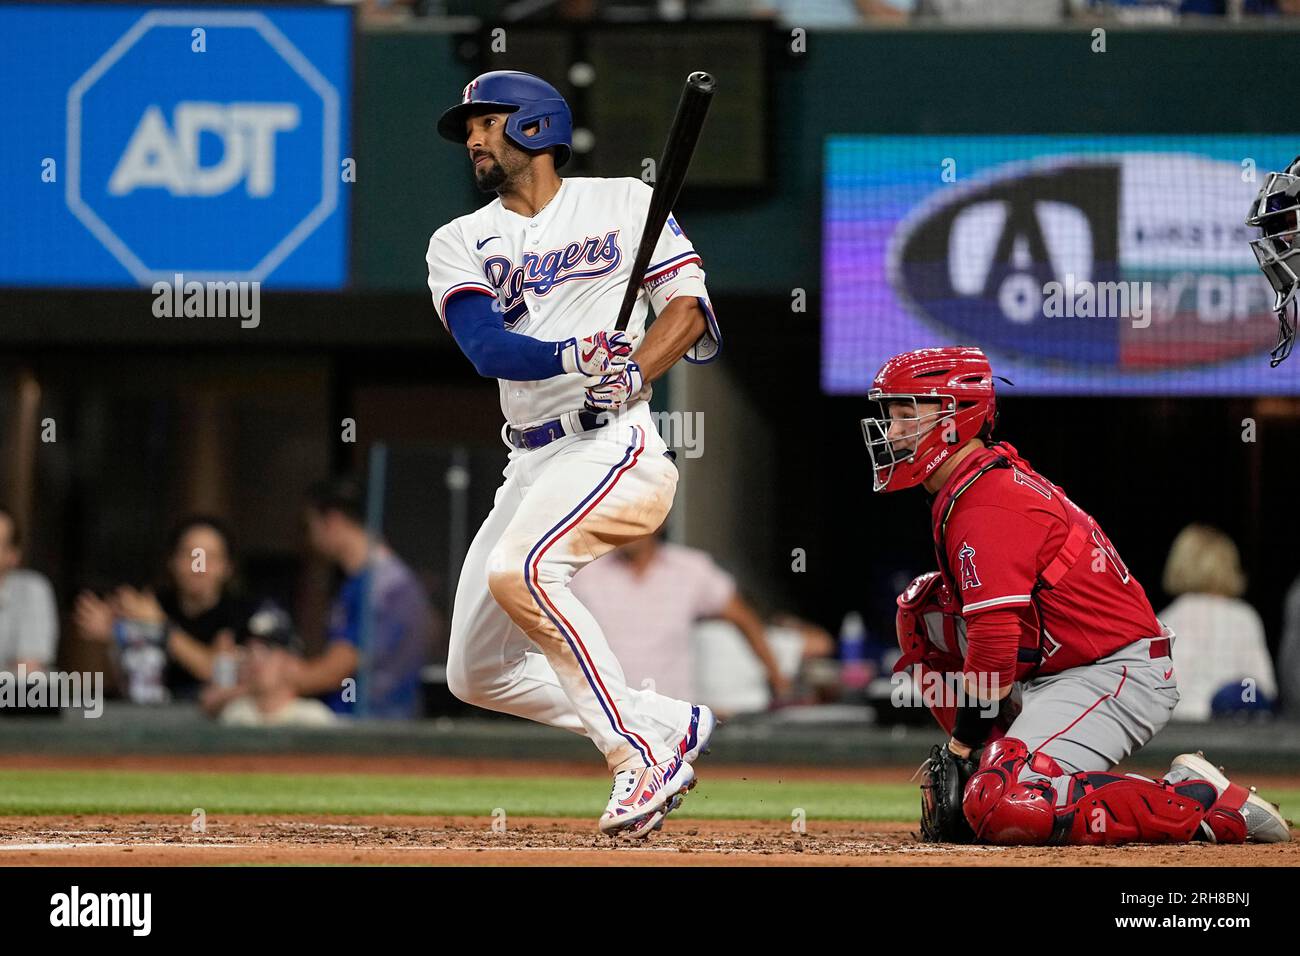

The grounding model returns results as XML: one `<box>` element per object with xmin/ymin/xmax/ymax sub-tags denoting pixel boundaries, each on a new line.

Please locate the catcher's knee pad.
<box><xmin>962</xmin><ymin>738</ymin><xmax>1057</xmax><ymax>845</ymax></box>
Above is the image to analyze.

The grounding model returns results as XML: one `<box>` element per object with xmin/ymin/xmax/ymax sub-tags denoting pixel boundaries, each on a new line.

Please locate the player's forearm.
<box><xmin>199</xmin><ymin>682</ymin><xmax>245</xmax><ymax>719</ymax></box>
<box><xmin>950</xmin><ymin>611</ymin><xmax>1022</xmax><ymax>752</ymax></box>
<box><xmin>446</xmin><ymin>293</ymin><xmax>567</xmax><ymax>381</ymax></box>
<box><xmin>165</xmin><ymin>627</ymin><xmax>215</xmax><ymax>682</ymax></box>
<box><xmin>633</xmin><ymin>297</ymin><xmax>707</xmax><ymax>383</ymax></box>
<box><xmin>962</xmin><ymin>607</ymin><xmax>1031</xmax><ymax>700</ymax></box>
<box><xmin>293</xmin><ymin>642</ymin><xmax>358</xmax><ymax>697</ymax></box>
<box><xmin>722</xmin><ymin>596</ymin><xmax>784</xmax><ymax>680</ymax></box>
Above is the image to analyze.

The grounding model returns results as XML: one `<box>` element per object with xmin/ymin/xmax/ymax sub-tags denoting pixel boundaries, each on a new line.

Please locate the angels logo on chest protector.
<box><xmin>482</xmin><ymin>231</ymin><xmax>623</xmax><ymax>329</ymax></box>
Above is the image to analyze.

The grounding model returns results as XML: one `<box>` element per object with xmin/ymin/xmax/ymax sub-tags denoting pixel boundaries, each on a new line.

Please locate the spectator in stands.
<box><xmin>571</xmin><ymin>528</ymin><xmax>792</xmax><ymax>708</ymax></box>
<box><xmin>203</xmin><ymin>602</ymin><xmax>337</xmax><ymax>728</ymax></box>
<box><xmin>1157</xmin><ymin>524</ymin><xmax>1277</xmax><ymax>721</ymax></box>
<box><xmin>74</xmin><ymin>515</ymin><xmax>251</xmax><ymax>701</ymax></box>
<box><xmin>0</xmin><ymin>505</ymin><xmax>58</xmax><ymax>672</ymax></box>
<box><xmin>693</xmin><ymin>612</ymin><xmax>837</xmax><ymax>715</ymax></box>
<box><xmin>298</xmin><ymin>477</ymin><xmax>432</xmax><ymax>719</ymax></box>
<box><xmin>1278</xmin><ymin>573</ymin><xmax>1300</xmax><ymax>718</ymax></box>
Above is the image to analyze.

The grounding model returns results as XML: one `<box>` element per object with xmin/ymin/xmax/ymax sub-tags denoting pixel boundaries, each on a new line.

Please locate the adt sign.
<box><xmin>67</xmin><ymin>10</ymin><xmax>342</xmax><ymax>285</ymax></box>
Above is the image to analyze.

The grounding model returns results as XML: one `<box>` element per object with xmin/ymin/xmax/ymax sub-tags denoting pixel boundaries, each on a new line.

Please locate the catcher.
<box><xmin>865</xmin><ymin>346</ymin><xmax>1290</xmax><ymax>846</ymax></box>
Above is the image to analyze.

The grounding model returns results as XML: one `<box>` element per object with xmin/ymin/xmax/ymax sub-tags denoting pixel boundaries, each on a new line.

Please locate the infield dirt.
<box><xmin>0</xmin><ymin>754</ymin><xmax>1295</xmax><ymax>866</ymax></box>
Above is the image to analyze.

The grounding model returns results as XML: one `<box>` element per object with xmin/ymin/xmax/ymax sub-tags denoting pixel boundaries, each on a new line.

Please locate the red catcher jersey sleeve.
<box><xmin>943</xmin><ymin>505</ymin><xmax>1055</xmax><ymax>616</ymax></box>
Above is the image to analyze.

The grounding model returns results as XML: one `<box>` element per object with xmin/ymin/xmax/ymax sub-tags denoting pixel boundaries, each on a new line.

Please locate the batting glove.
<box><xmin>560</xmin><ymin>331</ymin><xmax>633</xmax><ymax>377</ymax></box>
<box><xmin>584</xmin><ymin>360</ymin><xmax>644</xmax><ymax>410</ymax></box>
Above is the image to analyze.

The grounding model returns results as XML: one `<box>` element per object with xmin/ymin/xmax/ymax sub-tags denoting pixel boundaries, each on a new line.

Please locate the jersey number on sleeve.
<box><xmin>1090</xmin><ymin>527</ymin><xmax>1132</xmax><ymax>584</ymax></box>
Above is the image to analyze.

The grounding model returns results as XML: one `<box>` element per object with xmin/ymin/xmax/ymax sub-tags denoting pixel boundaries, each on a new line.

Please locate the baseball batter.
<box><xmin>865</xmin><ymin>346</ymin><xmax>1290</xmax><ymax>846</ymax></box>
<box><xmin>426</xmin><ymin>71</ymin><xmax>720</xmax><ymax>838</ymax></box>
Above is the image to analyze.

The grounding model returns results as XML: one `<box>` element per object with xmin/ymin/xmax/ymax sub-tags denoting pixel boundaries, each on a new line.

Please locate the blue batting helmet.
<box><xmin>437</xmin><ymin>71</ymin><xmax>572</xmax><ymax>169</ymax></box>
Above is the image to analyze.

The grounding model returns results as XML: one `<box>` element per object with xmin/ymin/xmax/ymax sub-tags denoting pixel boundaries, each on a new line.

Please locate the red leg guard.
<box><xmin>1062</xmin><ymin>773</ymin><xmax>1228</xmax><ymax>845</ymax></box>
<box><xmin>1200</xmin><ymin>806</ymin><xmax>1248</xmax><ymax>844</ymax></box>
<box><xmin>961</xmin><ymin>738</ymin><xmax>1243</xmax><ymax>846</ymax></box>
<box><xmin>962</xmin><ymin>739</ymin><xmax>1056</xmax><ymax>845</ymax></box>
<box><xmin>1191</xmin><ymin>784</ymin><xmax>1250</xmax><ymax>844</ymax></box>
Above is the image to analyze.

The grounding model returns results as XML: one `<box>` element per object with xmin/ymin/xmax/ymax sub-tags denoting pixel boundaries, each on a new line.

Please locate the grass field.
<box><xmin>0</xmin><ymin>759</ymin><xmax>1294</xmax><ymax>866</ymax></box>
<box><xmin>0</xmin><ymin>768</ymin><xmax>926</xmax><ymax>820</ymax></box>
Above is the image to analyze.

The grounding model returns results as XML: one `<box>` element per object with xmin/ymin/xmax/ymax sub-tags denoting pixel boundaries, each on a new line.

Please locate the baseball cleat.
<box><xmin>599</xmin><ymin>756</ymin><xmax>695</xmax><ymax>839</ymax></box>
<box><xmin>660</xmin><ymin>775</ymin><xmax>698</xmax><ymax>817</ymax></box>
<box><xmin>675</xmin><ymin>704</ymin><xmax>718</xmax><ymax>765</ymax></box>
<box><xmin>1166</xmin><ymin>752</ymin><xmax>1292</xmax><ymax>844</ymax></box>
<box><xmin>615</xmin><ymin>777</ymin><xmax>701</xmax><ymax>840</ymax></box>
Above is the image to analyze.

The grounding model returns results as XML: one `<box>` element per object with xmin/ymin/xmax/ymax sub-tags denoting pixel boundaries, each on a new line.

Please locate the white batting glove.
<box><xmin>560</xmin><ymin>331</ymin><xmax>633</xmax><ymax>377</ymax></box>
<box><xmin>584</xmin><ymin>360</ymin><xmax>644</xmax><ymax>411</ymax></box>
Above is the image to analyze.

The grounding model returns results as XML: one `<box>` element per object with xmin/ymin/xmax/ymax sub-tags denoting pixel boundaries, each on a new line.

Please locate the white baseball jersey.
<box><xmin>426</xmin><ymin>176</ymin><xmax>720</xmax><ymax>428</ymax></box>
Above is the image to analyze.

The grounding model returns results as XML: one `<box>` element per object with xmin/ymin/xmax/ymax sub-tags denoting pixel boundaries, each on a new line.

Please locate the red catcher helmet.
<box><xmin>861</xmin><ymin>347</ymin><xmax>998</xmax><ymax>492</ymax></box>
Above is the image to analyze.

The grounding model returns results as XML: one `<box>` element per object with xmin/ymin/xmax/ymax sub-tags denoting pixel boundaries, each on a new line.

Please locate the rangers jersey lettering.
<box><xmin>426</xmin><ymin>177</ymin><xmax>720</xmax><ymax>427</ymax></box>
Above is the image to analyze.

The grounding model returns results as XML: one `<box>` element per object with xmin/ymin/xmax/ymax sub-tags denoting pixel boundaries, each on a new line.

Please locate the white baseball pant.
<box><xmin>447</xmin><ymin>404</ymin><xmax>693</xmax><ymax>772</ymax></box>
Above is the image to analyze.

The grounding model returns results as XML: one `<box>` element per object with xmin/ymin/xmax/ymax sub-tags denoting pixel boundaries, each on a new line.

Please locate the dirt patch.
<box><xmin>0</xmin><ymin>814</ymin><xmax>1294</xmax><ymax>867</ymax></box>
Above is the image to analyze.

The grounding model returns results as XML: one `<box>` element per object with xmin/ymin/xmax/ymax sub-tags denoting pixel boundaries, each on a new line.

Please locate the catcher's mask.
<box><xmin>861</xmin><ymin>396</ymin><xmax>951</xmax><ymax>493</ymax></box>
<box><xmin>1245</xmin><ymin>155</ymin><xmax>1300</xmax><ymax>366</ymax></box>
<box><xmin>861</xmin><ymin>347</ymin><xmax>1000</xmax><ymax>493</ymax></box>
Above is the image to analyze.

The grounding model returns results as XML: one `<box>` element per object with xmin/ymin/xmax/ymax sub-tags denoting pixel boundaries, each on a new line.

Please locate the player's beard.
<box><xmin>474</xmin><ymin>155</ymin><xmax>508</xmax><ymax>193</ymax></box>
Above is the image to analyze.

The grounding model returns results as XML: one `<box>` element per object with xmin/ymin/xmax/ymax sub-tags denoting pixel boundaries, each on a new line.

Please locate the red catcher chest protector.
<box><xmin>930</xmin><ymin>444</ymin><xmax>1092</xmax><ymax>682</ymax></box>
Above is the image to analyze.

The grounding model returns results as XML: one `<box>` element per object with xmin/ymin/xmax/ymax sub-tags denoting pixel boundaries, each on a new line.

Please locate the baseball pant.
<box><xmin>1007</xmin><ymin>629</ymin><xmax>1180</xmax><ymax>796</ymax></box>
<box><xmin>447</xmin><ymin>405</ymin><xmax>693</xmax><ymax>772</ymax></box>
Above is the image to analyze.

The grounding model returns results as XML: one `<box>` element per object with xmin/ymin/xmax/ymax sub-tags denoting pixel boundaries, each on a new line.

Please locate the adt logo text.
<box><xmin>109</xmin><ymin>102</ymin><xmax>300</xmax><ymax>197</ymax></box>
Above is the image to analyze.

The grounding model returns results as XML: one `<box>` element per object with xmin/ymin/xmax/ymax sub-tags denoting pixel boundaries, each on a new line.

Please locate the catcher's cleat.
<box><xmin>599</xmin><ymin>757</ymin><xmax>695</xmax><ymax>840</ymax></box>
<box><xmin>1166</xmin><ymin>752</ymin><xmax>1292</xmax><ymax>844</ymax></box>
<box><xmin>676</xmin><ymin>704</ymin><xmax>718</xmax><ymax>765</ymax></box>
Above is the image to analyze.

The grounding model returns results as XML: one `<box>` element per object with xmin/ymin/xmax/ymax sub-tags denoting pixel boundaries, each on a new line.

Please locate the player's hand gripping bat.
<box><xmin>584</xmin><ymin>72</ymin><xmax>715</xmax><ymax>413</ymax></box>
<box><xmin>613</xmin><ymin>71</ymin><xmax>716</xmax><ymax>334</ymax></box>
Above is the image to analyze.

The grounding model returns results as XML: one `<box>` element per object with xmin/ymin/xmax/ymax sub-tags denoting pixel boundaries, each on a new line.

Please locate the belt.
<box><xmin>505</xmin><ymin>409</ymin><xmax>607</xmax><ymax>451</ymax></box>
<box><xmin>1022</xmin><ymin>636</ymin><xmax>1172</xmax><ymax>666</ymax></box>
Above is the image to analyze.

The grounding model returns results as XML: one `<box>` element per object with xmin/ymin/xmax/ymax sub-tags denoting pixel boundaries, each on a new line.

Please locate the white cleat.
<box><xmin>675</xmin><ymin>704</ymin><xmax>718</xmax><ymax>765</ymax></box>
<box><xmin>599</xmin><ymin>757</ymin><xmax>696</xmax><ymax>840</ymax></box>
<box><xmin>1168</xmin><ymin>752</ymin><xmax>1292</xmax><ymax>844</ymax></box>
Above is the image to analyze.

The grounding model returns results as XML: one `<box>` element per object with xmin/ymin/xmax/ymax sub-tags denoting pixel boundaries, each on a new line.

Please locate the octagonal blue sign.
<box><xmin>0</xmin><ymin>5</ymin><xmax>351</xmax><ymax>289</ymax></box>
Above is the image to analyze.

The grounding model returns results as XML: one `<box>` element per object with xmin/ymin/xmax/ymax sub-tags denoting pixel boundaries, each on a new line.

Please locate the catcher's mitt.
<box><xmin>918</xmin><ymin>744</ymin><xmax>979</xmax><ymax>843</ymax></box>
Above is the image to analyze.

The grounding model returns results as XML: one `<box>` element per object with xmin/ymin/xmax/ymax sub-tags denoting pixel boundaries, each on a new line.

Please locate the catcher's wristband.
<box><xmin>952</xmin><ymin>699</ymin><xmax>999</xmax><ymax>750</ymax></box>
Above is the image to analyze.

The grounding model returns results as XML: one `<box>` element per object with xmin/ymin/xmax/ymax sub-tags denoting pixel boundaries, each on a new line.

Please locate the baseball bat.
<box><xmin>613</xmin><ymin>71</ymin><xmax>716</xmax><ymax>333</ymax></box>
